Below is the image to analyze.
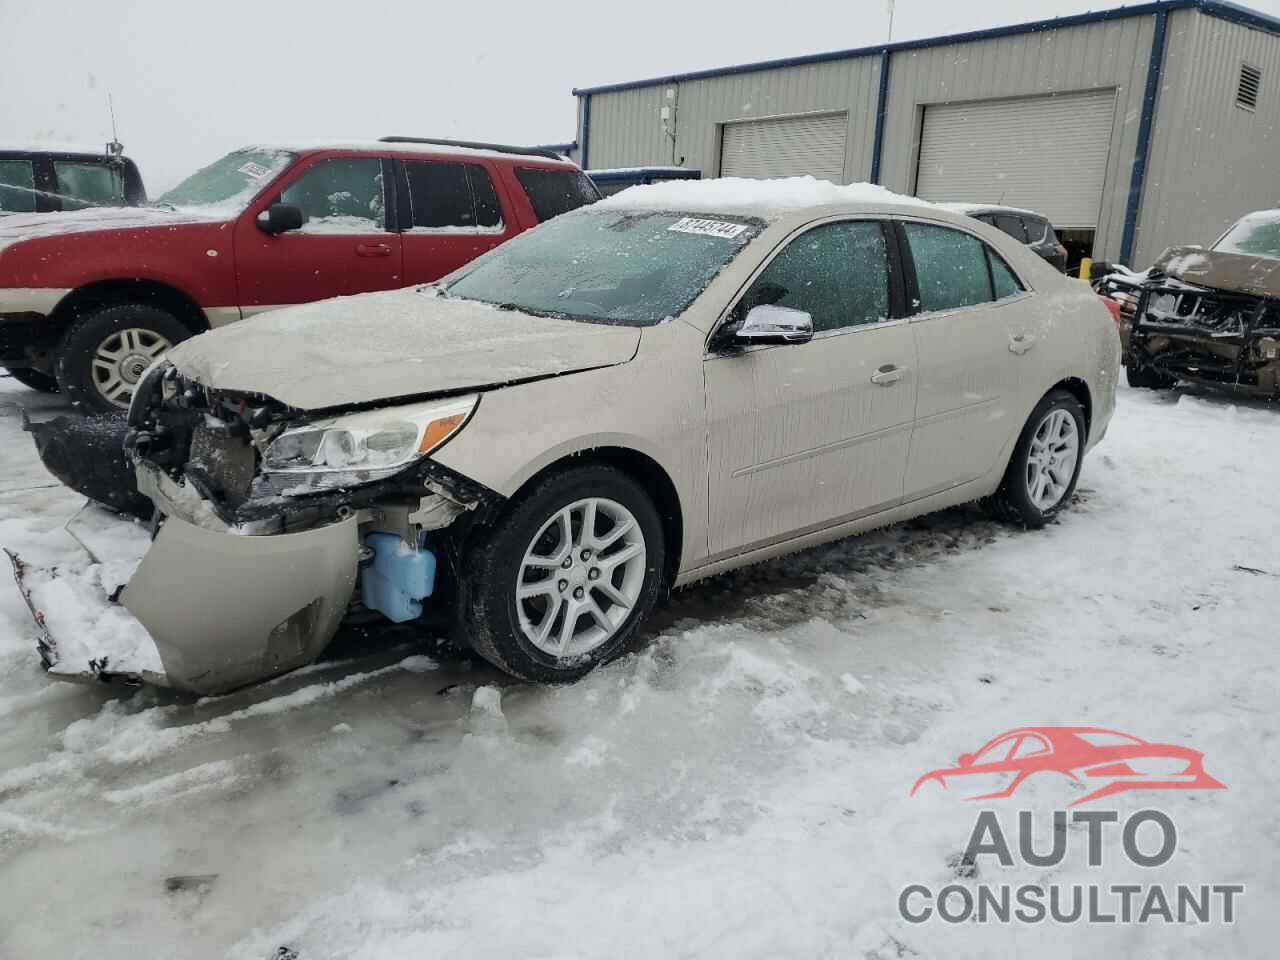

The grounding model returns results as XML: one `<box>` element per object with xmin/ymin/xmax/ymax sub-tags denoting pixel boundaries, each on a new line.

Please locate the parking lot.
<box><xmin>1</xmin><ymin>374</ymin><xmax>1276</xmax><ymax>958</ymax></box>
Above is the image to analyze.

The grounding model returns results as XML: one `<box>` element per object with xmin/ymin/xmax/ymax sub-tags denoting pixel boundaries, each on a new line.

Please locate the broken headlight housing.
<box><xmin>262</xmin><ymin>395</ymin><xmax>478</xmax><ymax>494</ymax></box>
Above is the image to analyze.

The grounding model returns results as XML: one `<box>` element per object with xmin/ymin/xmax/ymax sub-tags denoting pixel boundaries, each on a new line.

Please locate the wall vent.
<box><xmin>1237</xmin><ymin>63</ymin><xmax>1261</xmax><ymax>111</ymax></box>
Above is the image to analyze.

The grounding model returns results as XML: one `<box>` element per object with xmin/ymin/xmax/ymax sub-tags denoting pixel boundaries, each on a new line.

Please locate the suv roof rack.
<box><xmin>378</xmin><ymin>137</ymin><xmax>565</xmax><ymax>161</ymax></box>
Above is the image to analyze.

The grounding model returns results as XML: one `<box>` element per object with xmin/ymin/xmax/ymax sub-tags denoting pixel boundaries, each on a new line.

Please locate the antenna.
<box><xmin>105</xmin><ymin>93</ymin><xmax>123</xmax><ymax>156</ymax></box>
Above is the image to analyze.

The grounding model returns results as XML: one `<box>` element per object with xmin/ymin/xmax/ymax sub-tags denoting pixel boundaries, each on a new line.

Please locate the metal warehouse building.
<box><xmin>571</xmin><ymin>0</ymin><xmax>1280</xmax><ymax>267</ymax></box>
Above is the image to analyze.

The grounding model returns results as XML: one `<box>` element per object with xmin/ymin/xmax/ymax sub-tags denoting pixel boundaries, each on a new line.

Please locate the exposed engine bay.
<box><xmin>1106</xmin><ymin>246</ymin><xmax>1280</xmax><ymax>395</ymax></box>
<box><xmin>12</xmin><ymin>362</ymin><xmax>500</xmax><ymax>695</ymax></box>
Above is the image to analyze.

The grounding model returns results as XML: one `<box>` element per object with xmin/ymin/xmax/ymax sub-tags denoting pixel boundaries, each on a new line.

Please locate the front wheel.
<box><xmin>459</xmin><ymin>465</ymin><xmax>666</xmax><ymax>682</ymax></box>
<box><xmin>56</xmin><ymin>304</ymin><xmax>192</xmax><ymax>414</ymax></box>
<box><xmin>984</xmin><ymin>390</ymin><xmax>1086</xmax><ymax>528</ymax></box>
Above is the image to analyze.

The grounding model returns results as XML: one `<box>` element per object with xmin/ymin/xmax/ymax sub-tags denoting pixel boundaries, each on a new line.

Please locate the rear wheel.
<box><xmin>984</xmin><ymin>390</ymin><xmax>1086</xmax><ymax>528</ymax></box>
<box><xmin>459</xmin><ymin>465</ymin><xmax>666</xmax><ymax>682</ymax></box>
<box><xmin>56</xmin><ymin>304</ymin><xmax>192</xmax><ymax>414</ymax></box>
<box><xmin>3</xmin><ymin>367</ymin><xmax>59</xmax><ymax>393</ymax></box>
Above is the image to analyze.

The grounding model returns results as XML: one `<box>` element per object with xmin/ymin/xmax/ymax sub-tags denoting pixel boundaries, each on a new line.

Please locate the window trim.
<box><xmin>707</xmin><ymin>214</ymin><xmax>907</xmax><ymax>355</ymax></box>
<box><xmin>893</xmin><ymin>215</ymin><xmax>1032</xmax><ymax>320</ymax></box>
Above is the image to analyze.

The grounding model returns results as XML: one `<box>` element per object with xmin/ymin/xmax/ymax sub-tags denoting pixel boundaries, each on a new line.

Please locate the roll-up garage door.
<box><xmin>720</xmin><ymin>112</ymin><xmax>848</xmax><ymax>182</ymax></box>
<box><xmin>915</xmin><ymin>90</ymin><xmax>1116</xmax><ymax>229</ymax></box>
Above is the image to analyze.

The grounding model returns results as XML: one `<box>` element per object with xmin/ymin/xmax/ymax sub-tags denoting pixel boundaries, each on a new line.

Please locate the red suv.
<box><xmin>0</xmin><ymin>137</ymin><xmax>599</xmax><ymax>412</ymax></box>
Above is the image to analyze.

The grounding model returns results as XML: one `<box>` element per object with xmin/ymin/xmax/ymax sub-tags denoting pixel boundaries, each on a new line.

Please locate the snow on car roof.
<box><xmin>597</xmin><ymin>175</ymin><xmax>937</xmax><ymax>216</ymax></box>
<box><xmin>0</xmin><ymin>141</ymin><xmax>119</xmax><ymax>156</ymax></box>
<box><xmin>938</xmin><ymin>201</ymin><xmax>1048</xmax><ymax>219</ymax></box>
<box><xmin>247</xmin><ymin>138</ymin><xmax>575</xmax><ymax>166</ymax></box>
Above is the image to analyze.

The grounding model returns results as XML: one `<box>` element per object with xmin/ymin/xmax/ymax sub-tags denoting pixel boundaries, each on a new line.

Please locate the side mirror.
<box><xmin>735</xmin><ymin>304</ymin><xmax>814</xmax><ymax>346</ymax></box>
<box><xmin>957</xmin><ymin>753</ymin><xmax>975</xmax><ymax>768</ymax></box>
<box><xmin>256</xmin><ymin>202</ymin><xmax>305</xmax><ymax>235</ymax></box>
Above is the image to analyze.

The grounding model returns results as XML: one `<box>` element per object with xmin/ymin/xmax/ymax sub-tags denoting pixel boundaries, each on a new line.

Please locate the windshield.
<box><xmin>155</xmin><ymin>148</ymin><xmax>295</xmax><ymax>212</ymax></box>
<box><xmin>442</xmin><ymin>208</ymin><xmax>763</xmax><ymax>326</ymax></box>
<box><xmin>1213</xmin><ymin>212</ymin><xmax>1280</xmax><ymax>260</ymax></box>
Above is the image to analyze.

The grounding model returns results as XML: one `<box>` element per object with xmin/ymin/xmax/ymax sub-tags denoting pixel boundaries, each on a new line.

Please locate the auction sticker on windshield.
<box><xmin>667</xmin><ymin>217</ymin><xmax>749</xmax><ymax>239</ymax></box>
<box><xmin>237</xmin><ymin>161</ymin><xmax>272</xmax><ymax>179</ymax></box>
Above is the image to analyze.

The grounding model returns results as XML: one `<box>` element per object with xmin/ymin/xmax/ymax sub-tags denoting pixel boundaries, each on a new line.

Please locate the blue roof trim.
<box><xmin>571</xmin><ymin>0</ymin><xmax>1280</xmax><ymax>96</ymax></box>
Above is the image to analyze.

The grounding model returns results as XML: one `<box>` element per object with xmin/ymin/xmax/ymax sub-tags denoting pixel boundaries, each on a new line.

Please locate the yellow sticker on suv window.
<box><xmin>667</xmin><ymin>217</ymin><xmax>748</xmax><ymax>239</ymax></box>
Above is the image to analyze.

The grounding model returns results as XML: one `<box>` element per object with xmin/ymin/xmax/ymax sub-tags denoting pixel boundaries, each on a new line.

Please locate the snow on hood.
<box><xmin>166</xmin><ymin>287</ymin><xmax>642</xmax><ymax>410</ymax></box>
<box><xmin>597</xmin><ymin>175</ymin><xmax>931</xmax><ymax>217</ymax></box>
<box><xmin>0</xmin><ymin>205</ymin><xmax>226</xmax><ymax>253</ymax></box>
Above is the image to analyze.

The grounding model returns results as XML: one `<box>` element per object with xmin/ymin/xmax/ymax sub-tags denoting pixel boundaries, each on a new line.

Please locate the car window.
<box><xmin>975</xmin><ymin>737</ymin><xmax>1019</xmax><ymax>764</ymax></box>
<box><xmin>156</xmin><ymin>148</ymin><xmax>294</xmax><ymax>212</ymax></box>
<box><xmin>280</xmin><ymin>158</ymin><xmax>386</xmax><ymax>233</ymax></box>
<box><xmin>1024</xmin><ymin>217</ymin><xmax>1050</xmax><ymax>244</ymax></box>
<box><xmin>904</xmin><ymin>222</ymin><xmax>994</xmax><ymax>312</ymax></box>
<box><xmin>443</xmin><ymin>208</ymin><xmax>761</xmax><ymax>327</ymax></box>
<box><xmin>738</xmin><ymin>221</ymin><xmax>889</xmax><ymax>333</ymax></box>
<box><xmin>1214</xmin><ymin>213</ymin><xmax>1280</xmax><ymax>260</ymax></box>
<box><xmin>993</xmin><ymin>214</ymin><xmax>1027</xmax><ymax>243</ymax></box>
<box><xmin>403</xmin><ymin>160</ymin><xmax>502</xmax><ymax>231</ymax></box>
<box><xmin>1012</xmin><ymin>735</ymin><xmax>1049</xmax><ymax>759</ymax></box>
<box><xmin>989</xmin><ymin>251</ymin><xmax>1024</xmax><ymax>300</ymax></box>
<box><xmin>1075</xmin><ymin>731</ymin><xmax>1144</xmax><ymax>747</ymax></box>
<box><xmin>514</xmin><ymin>167</ymin><xmax>600</xmax><ymax>221</ymax></box>
<box><xmin>0</xmin><ymin>159</ymin><xmax>36</xmax><ymax>213</ymax></box>
<box><xmin>52</xmin><ymin>161</ymin><xmax>125</xmax><ymax>209</ymax></box>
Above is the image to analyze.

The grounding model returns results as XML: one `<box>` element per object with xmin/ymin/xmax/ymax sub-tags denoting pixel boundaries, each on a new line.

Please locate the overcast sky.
<box><xmin>3</xmin><ymin>0</ymin><xmax>1279</xmax><ymax>192</ymax></box>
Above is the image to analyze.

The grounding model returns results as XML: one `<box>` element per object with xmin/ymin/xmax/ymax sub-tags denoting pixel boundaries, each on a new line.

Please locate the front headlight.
<box><xmin>263</xmin><ymin>394</ymin><xmax>478</xmax><ymax>494</ymax></box>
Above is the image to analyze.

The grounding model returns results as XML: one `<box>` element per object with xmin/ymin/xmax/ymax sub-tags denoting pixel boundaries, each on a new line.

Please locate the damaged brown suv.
<box><xmin>1109</xmin><ymin>210</ymin><xmax>1280</xmax><ymax>395</ymax></box>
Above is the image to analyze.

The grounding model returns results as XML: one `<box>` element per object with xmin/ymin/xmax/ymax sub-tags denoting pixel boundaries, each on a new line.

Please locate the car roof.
<box><xmin>0</xmin><ymin>147</ymin><xmax>134</xmax><ymax>162</ymax></box>
<box><xmin>596</xmin><ymin>176</ymin><xmax>971</xmax><ymax>225</ymax></box>
<box><xmin>939</xmin><ymin>202</ymin><xmax>1049</xmax><ymax>221</ymax></box>
<box><xmin>246</xmin><ymin>138</ymin><xmax>578</xmax><ymax>168</ymax></box>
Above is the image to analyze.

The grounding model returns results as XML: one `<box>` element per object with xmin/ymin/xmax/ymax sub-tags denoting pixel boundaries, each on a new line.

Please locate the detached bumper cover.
<box><xmin>9</xmin><ymin>513</ymin><xmax>359</xmax><ymax>695</ymax></box>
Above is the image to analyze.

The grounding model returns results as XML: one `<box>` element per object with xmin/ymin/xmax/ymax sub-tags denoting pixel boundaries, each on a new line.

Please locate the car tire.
<box><xmin>3</xmin><ymin>367</ymin><xmax>59</xmax><ymax>393</ymax></box>
<box><xmin>1125</xmin><ymin>364</ymin><xmax>1177</xmax><ymax>390</ymax></box>
<box><xmin>56</xmin><ymin>304</ymin><xmax>192</xmax><ymax>414</ymax></box>
<box><xmin>983</xmin><ymin>389</ymin><xmax>1087</xmax><ymax>529</ymax></box>
<box><xmin>458</xmin><ymin>464</ymin><xmax>667</xmax><ymax>683</ymax></box>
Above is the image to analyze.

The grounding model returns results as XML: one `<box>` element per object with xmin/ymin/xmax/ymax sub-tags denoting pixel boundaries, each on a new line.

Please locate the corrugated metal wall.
<box><xmin>582</xmin><ymin>57</ymin><xmax>882</xmax><ymax>183</ymax></box>
<box><xmin>1141</xmin><ymin>9</ymin><xmax>1280</xmax><ymax>263</ymax></box>
<box><xmin>877</xmin><ymin>15</ymin><xmax>1155</xmax><ymax>261</ymax></box>
<box><xmin>578</xmin><ymin>7</ymin><xmax>1279</xmax><ymax>264</ymax></box>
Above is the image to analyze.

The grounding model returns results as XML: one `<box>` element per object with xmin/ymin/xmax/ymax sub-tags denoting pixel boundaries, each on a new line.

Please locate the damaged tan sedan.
<box><xmin>11</xmin><ymin>181</ymin><xmax>1119</xmax><ymax>693</ymax></box>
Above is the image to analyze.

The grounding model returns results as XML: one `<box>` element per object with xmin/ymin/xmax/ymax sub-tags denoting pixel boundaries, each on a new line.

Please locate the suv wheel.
<box><xmin>3</xmin><ymin>367</ymin><xmax>59</xmax><ymax>393</ymax></box>
<box><xmin>459</xmin><ymin>465</ymin><xmax>666</xmax><ymax>682</ymax></box>
<box><xmin>984</xmin><ymin>390</ymin><xmax>1086</xmax><ymax>528</ymax></box>
<box><xmin>57</xmin><ymin>304</ymin><xmax>192</xmax><ymax>414</ymax></box>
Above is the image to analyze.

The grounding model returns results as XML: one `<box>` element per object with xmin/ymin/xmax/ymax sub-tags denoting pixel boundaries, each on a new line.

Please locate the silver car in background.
<box><xmin>12</xmin><ymin>180</ymin><xmax>1120</xmax><ymax>693</ymax></box>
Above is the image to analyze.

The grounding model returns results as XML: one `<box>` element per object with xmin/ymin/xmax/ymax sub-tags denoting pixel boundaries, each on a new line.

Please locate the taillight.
<box><xmin>1057</xmin><ymin>244</ymin><xmax>1068</xmax><ymax>258</ymax></box>
<box><xmin>1100</xmin><ymin>296</ymin><xmax>1123</xmax><ymax>326</ymax></box>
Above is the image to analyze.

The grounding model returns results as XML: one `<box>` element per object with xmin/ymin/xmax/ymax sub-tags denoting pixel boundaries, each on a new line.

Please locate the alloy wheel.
<box><xmin>516</xmin><ymin>497</ymin><xmax>647</xmax><ymax>659</ymax></box>
<box><xmin>1024</xmin><ymin>408</ymin><xmax>1079</xmax><ymax>511</ymax></box>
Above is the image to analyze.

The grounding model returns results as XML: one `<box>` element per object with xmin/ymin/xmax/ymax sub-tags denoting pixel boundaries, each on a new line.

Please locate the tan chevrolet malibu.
<box><xmin>13</xmin><ymin>179</ymin><xmax>1119</xmax><ymax>693</ymax></box>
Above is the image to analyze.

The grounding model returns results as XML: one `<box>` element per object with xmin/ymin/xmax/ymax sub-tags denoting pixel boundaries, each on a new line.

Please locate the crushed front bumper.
<box><xmin>10</xmin><ymin>512</ymin><xmax>359</xmax><ymax>695</ymax></box>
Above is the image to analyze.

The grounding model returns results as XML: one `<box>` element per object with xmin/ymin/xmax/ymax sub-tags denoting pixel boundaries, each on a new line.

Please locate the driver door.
<box><xmin>233</xmin><ymin>155</ymin><xmax>403</xmax><ymax>312</ymax></box>
<box><xmin>703</xmin><ymin>219</ymin><xmax>918</xmax><ymax>559</ymax></box>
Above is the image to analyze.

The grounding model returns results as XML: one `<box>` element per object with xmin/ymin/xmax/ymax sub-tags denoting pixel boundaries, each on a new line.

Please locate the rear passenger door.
<box><xmin>899</xmin><ymin>220</ymin><xmax>1039</xmax><ymax>499</ymax></box>
<box><xmin>397</xmin><ymin>159</ymin><xmax>517</xmax><ymax>283</ymax></box>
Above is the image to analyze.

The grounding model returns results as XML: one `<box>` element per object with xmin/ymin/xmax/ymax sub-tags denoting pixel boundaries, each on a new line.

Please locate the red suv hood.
<box><xmin>0</xmin><ymin>206</ymin><xmax>229</xmax><ymax>254</ymax></box>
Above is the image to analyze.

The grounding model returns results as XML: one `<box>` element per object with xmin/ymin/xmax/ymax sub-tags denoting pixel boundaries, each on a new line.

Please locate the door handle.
<box><xmin>356</xmin><ymin>242</ymin><xmax>394</xmax><ymax>258</ymax></box>
<box><xmin>1009</xmin><ymin>333</ymin><xmax>1038</xmax><ymax>355</ymax></box>
<box><xmin>870</xmin><ymin>364</ymin><xmax>906</xmax><ymax>386</ymax></box>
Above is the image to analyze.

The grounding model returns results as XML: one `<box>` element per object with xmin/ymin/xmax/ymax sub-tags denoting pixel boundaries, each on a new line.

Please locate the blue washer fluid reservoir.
<box><xmin>360</xmin><ymin>532</ymin><xmax>437</xmax><ymax>623</ymax></box>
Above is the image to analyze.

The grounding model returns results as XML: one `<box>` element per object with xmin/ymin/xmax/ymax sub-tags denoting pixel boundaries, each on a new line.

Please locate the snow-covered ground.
<box><xmin>1</xmin><ymin>375</ymin><xmax>1277</xmax><ymax>959</ymax></box>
